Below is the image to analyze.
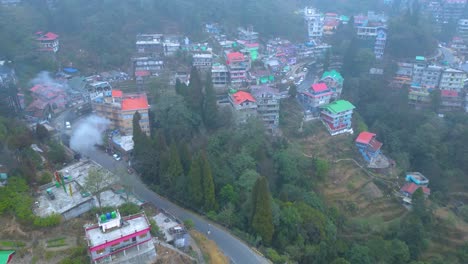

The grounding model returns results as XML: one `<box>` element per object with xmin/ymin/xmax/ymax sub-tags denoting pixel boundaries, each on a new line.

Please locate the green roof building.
<box><xmin>321</xmin><ymin>70</ymin><xmax>344</xmax><ymax>99</ymax></box>
<box><xmin>320</xmin><ymin>100</ymin><xmax>355</xmax><ymax>136</ymax></box>
<box><xmin>0</xmin><ymin>251</ymin><xmax>15</xmax><ymax>264</ymax></box>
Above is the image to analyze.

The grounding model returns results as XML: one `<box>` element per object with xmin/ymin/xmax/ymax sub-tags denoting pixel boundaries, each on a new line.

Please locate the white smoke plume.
<box><xmin>30</xmin><ymin>71</ymin><xmax>69</xmax><ymax>90</ymax></box>
<box><xmin>70</xmin><ymin>115</ymin><xmax>110</xmax><ymax>154</ymax></box>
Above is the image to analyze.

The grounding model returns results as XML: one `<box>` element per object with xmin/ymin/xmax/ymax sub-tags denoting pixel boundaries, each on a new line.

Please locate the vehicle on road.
<box><xmin>65</xmin><ymin>121</ymin><xmax>71</xmax><ymax>129</ymax></box>
<box><xmin>113</xmin><ymin>154</ymin><xmax>121</xmax><ymax>161</ymax></box>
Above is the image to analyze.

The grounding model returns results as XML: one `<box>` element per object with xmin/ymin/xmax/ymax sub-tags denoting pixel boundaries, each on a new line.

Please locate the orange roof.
<box><xmin>227</xmin><ymin>52</ymin><xmax>245</xmax><ymax>63</ymax></box>
<box><xmin>112</xmin><ymin>90</ymin><xmax>123</xmax><ymax>98</ymax></box>
<box><xmin>121</xmin><ymin>95</ymin><xmax>149</xmax><ymax>111</ymax></box>
<box><xmin>231</xmin><ymin>91</ymin><xmax>255</xmax><ymax>105</ymax></box>
<box><xmin>355</xmin><ymin>131</ymin><xmax>376</xmax><ymax>144</ymax></box>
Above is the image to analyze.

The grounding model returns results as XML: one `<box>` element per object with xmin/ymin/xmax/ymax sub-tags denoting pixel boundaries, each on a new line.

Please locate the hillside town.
<box><xmin>2</xmin><ymin>1</ymin><xmax>468</xmax><ymax>264</ymax></box>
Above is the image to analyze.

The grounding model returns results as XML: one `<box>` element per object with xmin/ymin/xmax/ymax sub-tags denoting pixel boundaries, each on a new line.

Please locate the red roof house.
<box><xmin>355</xmin><ymin>131</ymin><xmax>377</xmax><ymax>144</ymax></box>
<box><xmin>36</xmin><ymin>32</ymin><xmax>59</xmax><ymax>41</ymax></box>
<box><xmin>227</xmin><ymin>52</ymin><xmax>245</xmax><ymax>64</ymax></box>
<box><xmin>121</xmin><ymin>95</ymin><xmax>149</xmax><ymax>111</ymax></box>
<box><xmin>230</xmin><ymin>91</ymin><xmax>256</xmax><ymax>105</ymax></box>
<box><xmin>311</xmin><ymin>83</ymin><xmax>329</xmax><ymax>93</ymax></box>
<box><xmin>400</xmin><ymin>182</ymin><xmax>431</xmax><ymax>197</ymax></box>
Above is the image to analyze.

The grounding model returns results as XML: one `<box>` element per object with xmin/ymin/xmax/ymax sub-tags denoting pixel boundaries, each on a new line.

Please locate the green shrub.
<box><xmin>33</xmin><ymin>214</ymin><xmax>62</xmax><ymax>228</ymax></box>
<box><xmin>184</xmin><ymin>219</ymin><xmax>195</xmax><ymax>230</ymax></box>
<box><xmin>118</xmin><ymin>203</ymin><xmax>140</xmax><ymax>216</ymax></box>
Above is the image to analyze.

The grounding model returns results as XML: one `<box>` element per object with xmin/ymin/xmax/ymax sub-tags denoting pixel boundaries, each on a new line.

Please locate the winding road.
<box><xmin>82</xmin><ymin>147</ymin><xmax>269</xmax><ymax>264</ymax></box>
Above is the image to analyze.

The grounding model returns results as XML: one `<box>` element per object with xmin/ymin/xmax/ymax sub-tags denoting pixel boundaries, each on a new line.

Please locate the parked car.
<box><xmin>113</xmin><ymin>154</ymin><xmax>121</xmax><ymax>161</ymax></box>
<box><xmin>65</xmin><ymin>121</ymin><xmax>71</xmax><ymax>129</ymax></box>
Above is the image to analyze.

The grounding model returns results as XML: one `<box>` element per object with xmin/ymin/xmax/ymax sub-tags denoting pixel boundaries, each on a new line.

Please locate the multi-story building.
<box><xmin>226</xmin><ymin>52</ymin><xmax>249</xmax><ymax>86</ymax></box>
<box><xmin>0</xmin><ymin>61</ymin><xmax>20</xmax><ymax>112</ymax></box>
<box><xmin>320</xmin><ymin>70</ymin><xmax>344</xmax><ymax>99</ymax></box>
<box><xmin>84</xmin><ymin>211</ymin><xmax>157</xmax><ymax>264</ymax></box>
<box><xmin>92</xmin><ymin>91</ymin><xmax>150</xmax><ymax>136</ymax></box>
<box><xmin>229</xmin><ymin>90</ymin><xmax>257</xmax><ymax>124</ymax></box>
<box><xmin>457</xmin><ymin>19</ymin><xmax>468</xmax><ymax>40</ymax></box>
<box><xmin>163</xmin><ymin>36</ymin><xmax>181</xmax><ymax>56</ymax></box>
<box><xmin>211</xmin><ymin>63</ymin><xmax>229</xmax><ymax>88</ymax></box>
<box><xmin>192</xmin><ymin>53</ymin><xmax>213</xmax><ymax>70</ymax></box>
<box><xmin>421</xmin><ymin>65</ymin><xmax>443</xmax><ymax>89</ymax></box>
<box><xmin>320</xmin><ymin>100</ymin><xmax>355</xmax><ymax>136</ymax></box>
<box><xmin>85</xmin><ymin>81</ymin><xmax>113</xmax><ymax>100</ymax></box>
<box><xmin>440</xmin><ymin>89</ymin><xmax>463</xmax><ymax>111</ymax></box>
<box><xmin>237</xmin><ymin>27</ymin><xmax>259</xmax><ymax>43</ymax></box>
<box><xmin>439</xmin><ymin>68</ymin><xmax>466</xmax><ymax>91</ymax></box>
<box><xmin>392</xmin><ymin>62</ymin><xmax>413</xmax><ymax>88</ymax></box>
<box><xmin>374</xmin><ymin>27</ymin><xmax>387</xmax><ymax>59</ymax></box>
<box><xmin>355</xmin><ymin>131</ymin><xmax>383</xmax><ymax>163</ymax></box>
<box><xmin>132</xmin><ymin>56</ymin><xmax>164</xmax><ymax>77</ymax></box>
<box><xmin>304</xmin><ymin>7</ymin><xmax>324</xmax><ymax>41</ymax></box>
<box><xmin>35</xmin><ymin>32</ymin><xmax>59</xmax><ymax>53</ymax></box>
<box><xmin>251</xmin><ymin>86</ymin><xmax>281</xmax><ymax>133</ymax></box>
<box><xmin>411</xmin><ymin>56</ymin><xmax>428</xmax><ymax>89</ymax></box>
<box><xmin>136</xmin><ymin>34</ymin><xmax>164</xmax><ymax>55</ymax></box>
<box><xmin>298</xmin><ymin>83</ymin><xmax>333</xmax><ymax>118</ymax></box>
<box><xmin>408</xmin><ymin>89</ymin><xmax>431</xmax><ymax>107</ymax></box>
<box><xmin>440</xmin><ymin>0</ymin><xmax>467</xmax><ymax>24</ymax></box>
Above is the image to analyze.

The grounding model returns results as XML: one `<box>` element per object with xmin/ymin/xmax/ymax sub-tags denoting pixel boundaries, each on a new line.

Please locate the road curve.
<box><xmin>84</xmin><ymin>148</ymin><xmax>269</xmax><ymax>264</ymax></box>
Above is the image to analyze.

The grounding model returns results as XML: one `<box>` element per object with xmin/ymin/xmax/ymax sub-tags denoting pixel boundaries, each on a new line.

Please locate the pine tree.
<box><xmin>179</xmin><ymin>142</ymin><xmax>192</xmax><ymax>175</ymax></box>
<box><xmin>201</xmin><ymin>153</ymin><xmax>216</xmax><ymax>211</ymax></box>
<box><xmin>251</xmin><ymin>176</ymin><xmax>274</xmax><ymax>245</ymax></box>
<box><xmin>175</xmin><ymin>78</ymin><xmax>186</xmax><ymax>96</ymax></box>
<box><xmin>165</xmin><ymin>144</ymin><xmax>184</xmax><ymax>196</ymax></box>
<box><xmin>202</xmin><ymin>71</ymin><xmax>218</xmax><ymax>129</ymax></box>
<box><xmin>187</xmin><ymin>154</ymin><xmax>203</xmax><ymax>207</ymax></box>
<box><xmin>188</xmin><ymin>66</ymin><xmax>203</xmax><ymax>115</ymax></box>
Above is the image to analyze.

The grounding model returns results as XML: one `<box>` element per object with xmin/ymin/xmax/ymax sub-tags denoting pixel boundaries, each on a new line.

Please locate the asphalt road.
<box><xmin>82</xmin><ymin>147</ymin><xmax>269</xmax><ymax>264</ymax></box>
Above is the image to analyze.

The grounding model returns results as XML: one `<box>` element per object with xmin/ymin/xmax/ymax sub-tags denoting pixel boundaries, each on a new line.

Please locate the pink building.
<box><xmin>36</xmin><ymin>31</ymin><xmax>59</xmax><ymax>53</ymax></box>
<box><xmin>84</xmin><ymin>211</ymin><xmax>156</xmax><ymax>264</ymax></box>
<box><xmin>226</xmin><ymin>52</ymin><xmax>249</xmax><ymax>86</ymax></box>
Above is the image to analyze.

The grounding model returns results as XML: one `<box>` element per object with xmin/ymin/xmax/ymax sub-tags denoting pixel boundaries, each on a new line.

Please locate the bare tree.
<box><xmin>84</xmin><ymin>168</ymin><xmax>112</xmax><ymax>209</ymax></box>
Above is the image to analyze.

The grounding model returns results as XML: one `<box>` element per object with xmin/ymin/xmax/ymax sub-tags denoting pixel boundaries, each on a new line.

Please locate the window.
<box><xmin>96</xmin><ymin>249</ymin><xmax>105</xmax><ymax>255</ymax></box>
<box><xmin>139</xmin><ymin>233</ymin><xmax>147</xmax><ymax>239</ymax></box>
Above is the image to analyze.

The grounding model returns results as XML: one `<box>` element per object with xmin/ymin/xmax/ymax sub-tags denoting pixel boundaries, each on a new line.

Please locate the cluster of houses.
<box><xmin>392</xmin><ymin>55</ymin><xmax>468</xmax><ymax>112</ymax></box>
<box><xmin>305</xmin><ymin>7</ymin><xmax>388</xmax><ymax>59</ymax></box>
<box><xmin>353</xmin><ymin>130</ymin><xmax>431</xmax><ymax>207</ymax></box>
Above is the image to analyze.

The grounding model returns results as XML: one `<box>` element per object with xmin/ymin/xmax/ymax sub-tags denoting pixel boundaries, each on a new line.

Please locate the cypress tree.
<box><xmin>187</xmin><ymin>154</ymin><xmax>203</xmax><ymax>207</ymax></box>
<box><xmin>202</xmin><ymin>71</ymin><xmax>218</xmax><ymax>129</ymax></box>
<box><xmin>175</xmin><ymin>78</ymin><xmax>186</xmax><ymax>96</ymax></box>
<box><xmin>201</xmin><ymin>153</ymin><xmax>216</xmax><ymax>211</ymax></box>
<box><xmin>188</xmin><ymin>66</ymin><xmax>203</xmax><ymax>115</ymax></box>
<box><xmin>251</xmin><ymin>176</ymin><xmax>274</xmax><ymax>245</ymax></box>
<box><xmin>165</xmin><ymin>144</ymin><xmax>184</xmax><ymax>196</ymax></box>
<box><xmin>179</xmin><ymin>142</ymin><xmax>192</xmax><ymax>175</ymax></box>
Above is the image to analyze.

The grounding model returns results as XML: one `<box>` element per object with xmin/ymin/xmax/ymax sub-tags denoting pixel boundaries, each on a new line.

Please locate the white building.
<box><xmin>136</xmin><ymin>34</ymin><xmax>164</xmax><ymax>54</ymax></box>
<box><xmin>212</xmin><ymin>63</ymin><xmax>229</xmax><ymax>88</ymax></box>
<box><xmin>192</xmin><ymin>53</ymin><xmax>213</xmax><ymax>70</ymax></box>
<box><xmin>304</xmin><ymin>7</ymin><xmax>324</xmax><ymax>41</ymax></box>
<box><xmin>458</xmin><ymin>19</ymin><xmax>468</xmax><ymax>41</ymax></box>
<box><xmin>439</xmin><ymin>68</ymin><xmax>466</xmax><ymax>91</ymax></box>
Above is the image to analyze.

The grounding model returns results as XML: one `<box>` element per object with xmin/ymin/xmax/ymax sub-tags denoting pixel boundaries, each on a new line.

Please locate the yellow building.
<box><xmin>93</xmin><ymin>90</ymin><xmax>150</xmax><ymax>136</ymax></box>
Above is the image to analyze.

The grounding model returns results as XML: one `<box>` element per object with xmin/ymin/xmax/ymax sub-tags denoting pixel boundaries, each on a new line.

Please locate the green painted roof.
<box><xmin>321</xmin><ymin>100</ymin><xmax>355</xmax><ymax>114</ymax></box>
<box><xmin>321</xmin><ymin>70</ymin><xmax>344</xmax><ymax>84</ymax></box>
<box><xmin>0</xmin><ymin>251</ymin><xmax>15</xmax><ymax>264</ymax></box>
<box><xmin>340</xmin><ymin>15</ymin><xmax>350</xmax><ymax>21</ymax></box>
